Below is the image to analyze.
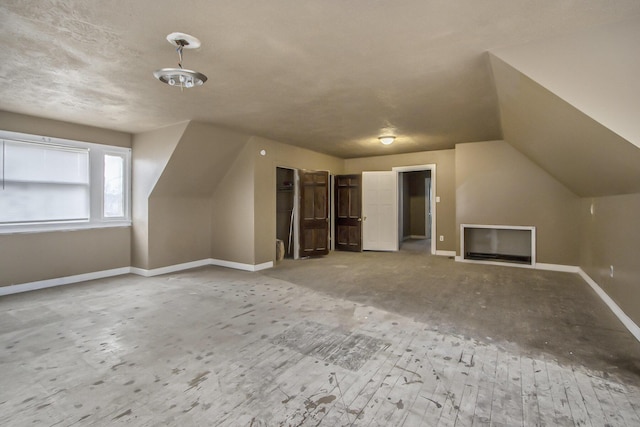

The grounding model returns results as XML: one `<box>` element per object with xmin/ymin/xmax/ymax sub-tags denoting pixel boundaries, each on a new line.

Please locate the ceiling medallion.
<box><xmin>153</xmin><ymin>32</ymin><xmax>207</xmax><ymax>89</ymax></box>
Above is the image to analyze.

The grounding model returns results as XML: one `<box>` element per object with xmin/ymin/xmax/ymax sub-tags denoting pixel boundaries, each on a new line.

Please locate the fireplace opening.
<box><xmin>461</xmin><ymin>225</ymin><xmax>535</xmax><ymax>266</ymax></box>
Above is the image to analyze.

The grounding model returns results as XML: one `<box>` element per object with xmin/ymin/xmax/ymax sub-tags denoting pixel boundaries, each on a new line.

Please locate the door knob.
<box><xmin>357</xmin><ymin>218</ymin><xmax>362</xmax><ymax>222</ymax></box>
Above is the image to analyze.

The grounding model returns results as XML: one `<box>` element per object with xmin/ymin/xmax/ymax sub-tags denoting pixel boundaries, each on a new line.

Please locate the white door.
<box><xmin>362</xmin><ymin>171</ymin><xmax>398</xmax><ymax>251</ymax></box>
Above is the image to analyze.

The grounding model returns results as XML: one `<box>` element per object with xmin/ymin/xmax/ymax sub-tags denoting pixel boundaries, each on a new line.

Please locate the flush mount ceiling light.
<box><xmin>378</xmin><ymin>135</ymin><xmax>396</xmax><ymax>145</ymax></box>
<box><xmin>153</xmin><ymin>32</ymin><xmax>207</xmax><ymax>89</ymax></box>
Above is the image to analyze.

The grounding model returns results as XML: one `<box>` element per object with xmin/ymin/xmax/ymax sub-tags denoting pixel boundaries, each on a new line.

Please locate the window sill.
<box><xmin>0</xmin><ymin>221</ymin><xmax>132</xmax><ymax>235</ymax></box>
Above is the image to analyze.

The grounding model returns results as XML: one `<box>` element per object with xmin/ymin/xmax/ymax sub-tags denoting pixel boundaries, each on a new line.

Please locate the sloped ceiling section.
<box><xmin>3</xmin><ymin>1</ymin><xmax>640</xmax><ymax>158</ymax></box>
<box><xmin>489</xmin><ymin>18</ymin><xmax>640</xmax><ymax>197</ymax></box>
<box><xmin>151</xmin><ymin>122</ymin><xmax>250</xmax><ymax>198</ymax></box>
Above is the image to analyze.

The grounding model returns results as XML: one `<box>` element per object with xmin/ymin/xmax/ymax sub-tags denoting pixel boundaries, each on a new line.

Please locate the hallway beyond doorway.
<box><xmin>400</xmin><ymin>237</ymin><xmax>431</xmax><ymax>253</ymax></box>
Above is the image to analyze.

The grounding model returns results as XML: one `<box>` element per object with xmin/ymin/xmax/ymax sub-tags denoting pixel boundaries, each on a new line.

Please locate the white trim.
<box><xmin>209</xmin><ymin>259</ymin><xmax>273</xmax><ymax>272</ymax></box>
<box><xmin>436</xmin><ymin>250</ymin><xmax>456</xmax><ymax>257</ymax></box>
<box><xmin>578</xmin><ymin>268</ymin><xmax>640</xmax><ymax>342</ymax></box>
<box><xmin>0</xmin><ymin>267</ymin><xmax>130</xmax><ymax>296</ymax></box>
<box><xmin>460</xmin><ymin>224</ymin><xmax>536</xmax><ymax>266</ymax></box>
<box><xmin>456</xmin><ymin>256</ymin><xmax>579</xmax><ymax>273</ymax></box>
<box><xmin>132</xmin><ymin>258</ymin><xmax>274</xmax><ymax>276</ymax></box>
<box><xmin>1</xmin><ymin>259</ymin><xmax>275</xmax><ymax>296</ymax></box>
<box><xmin>457</xmin><ymin>257</ymin><xmax>535</xmax><ymax>269</ymax></box>
<box><xmin>0</xmin><ymin>222</ymin><xmax>132</xmax><ymax>235</ymax></box>
<box><xmin>130</xmin><ymin>259</ymin><xmax>212</xmax><ymax>277</ymax></box>
<box><xmin>535</xmin><ymin>263</ymin><xmax>580</xmax><ymax>273</ymax></box>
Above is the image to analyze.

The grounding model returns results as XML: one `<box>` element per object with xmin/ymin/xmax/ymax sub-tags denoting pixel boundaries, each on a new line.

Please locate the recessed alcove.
<box><xmin>461</xmin><ymin>224</ymin><xmax>535</xmax><ymax>266</ymax></box>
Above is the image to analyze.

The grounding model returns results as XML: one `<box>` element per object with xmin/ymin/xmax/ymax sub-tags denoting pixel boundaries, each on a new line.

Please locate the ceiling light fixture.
<box><xmin>153</xmin><ymin>32</ymin><xmax>207</xmax><ymax>89</ymax></box>
<box><xmin>378</xmin><ymin>135</ymin><xmax>396</xmax><ymax>145</ymax></box>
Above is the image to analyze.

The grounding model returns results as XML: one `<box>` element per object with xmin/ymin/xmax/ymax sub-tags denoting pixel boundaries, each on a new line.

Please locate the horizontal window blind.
<box><xmin>1</xmin><ymin>140</ymin><xmax>90</xmax><ymax>224</ymax></box>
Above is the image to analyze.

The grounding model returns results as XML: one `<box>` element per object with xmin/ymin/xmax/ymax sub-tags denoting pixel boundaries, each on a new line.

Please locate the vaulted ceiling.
<box><xmin>2</xmin><ymin>0</ymin><xmax>639</xmax><ymax>161</ymax></box>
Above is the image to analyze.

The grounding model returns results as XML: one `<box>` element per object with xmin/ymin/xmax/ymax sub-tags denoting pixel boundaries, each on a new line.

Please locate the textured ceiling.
<box><xmin>1</xmin><ymin>1</ymin><xmax>639</xmax><ymax>158</ymax></box>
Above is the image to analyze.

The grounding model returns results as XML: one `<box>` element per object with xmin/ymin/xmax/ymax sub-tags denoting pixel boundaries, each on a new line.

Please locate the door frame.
<box><xmin>393</xmin><ymin>164</ymin><xmax>436</xmax><ymax>255</ymax></box>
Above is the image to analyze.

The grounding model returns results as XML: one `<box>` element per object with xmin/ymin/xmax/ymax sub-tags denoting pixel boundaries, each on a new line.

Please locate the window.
<box><xmin>103</xmin><ymin>154</ymin><xmax>125</xmax><ymax>218</ymax></box>
<box><xmin>0</xmin><ymin>130</ymin><xmax>131</xmax><ymax>233</ymax></box>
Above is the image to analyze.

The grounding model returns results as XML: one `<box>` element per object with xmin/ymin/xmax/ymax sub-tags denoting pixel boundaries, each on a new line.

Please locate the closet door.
<box><xmin>298</xmin><ymin>170</ymin><xmax>329</xmax><ymax>257</ymax></box>
<box><xmin>335</xmin><ymin>174</ymin><xmax>362</xmax><ymax>252</ymax></box>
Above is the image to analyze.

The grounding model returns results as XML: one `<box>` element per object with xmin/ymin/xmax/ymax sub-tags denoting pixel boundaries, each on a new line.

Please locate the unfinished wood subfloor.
<box><xmin>1</xmin><ymin>265</ymin><xmax>639</xmax><ymax>426</ymax></box>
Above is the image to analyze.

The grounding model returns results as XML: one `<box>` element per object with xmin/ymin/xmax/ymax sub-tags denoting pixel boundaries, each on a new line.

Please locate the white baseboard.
<box><xmin>535</xmin><ymin>263</ymin><xmax>580</xmax><ymax>273</ymax></box>
<box><xmin>578</xmin><ymin>268</ymin><xmax>640</xmax><ymax>342</ymax></box>
<box><xmin>130</xmin><ymin>259</ymin><xmax>212</xmax><ymax>277</ymax></box>
<box><xmin>455</xmin><ymin>256</ymin><xmax>580</xmax><ymax>273</ymax></box>
<box><xmin>436</xmin><ymin>250</ymin><xmax>456</xmax><ymax>257</ymax></box>
<box><xmin>210</xmin><ymin>259</ymin><xmax>273</xmax><ymax>272</ymax></box>
<box><xmin>2</xmin><ymin>259</ymin><xmax>275</xmax><ymax>296</ymax></box>
<box><xmin>0</xmin><ymin>267</ymin><xmax>130</xmax><ymax>296</ymax></box>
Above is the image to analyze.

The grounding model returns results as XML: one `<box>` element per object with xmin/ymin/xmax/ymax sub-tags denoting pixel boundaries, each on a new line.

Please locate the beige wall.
<box><xmin>210</xmin><ymin>134</ymin><xmax>344</xmax><ymax>266</ymax></box>
<box><xmin>455</xmin><ymin>140</ymin><xmax>581</xmax><ymax>265</ymax></box>
<box><xmin>133</xmin><ymin>121</ymin><xmax>251</xmax><ymax>269</ymax></box>
<box><xmin>252</xmin><ymin>136</ymin><xmax>345</xmax><ymax>264</ymax></box>
<box><xmin>0</xmin><ymin>112</ymin><xmax>132</xmax><ymax>287</ymax></box>
<box><xmin>210</xmin><ymin>141</ymin><xmax>256</xmax><ymax>265</ymax></box>
<box><xmin>490</xmin><ymin>16</ymin><xmax>640</xmax><ymax>149</ymax></box>
<box><xmin>147</xmin><ymin>122</ymin><xmax>250</xmax><ymax>269</ymax></box>
<box><xmin>133</xmin><ymin>122</ymin><xmax>343</xmax><ymax>269</ymax></box>
<box><xmin>344</xmin><ymin>149</ymin><xmax>456</xmax><ymax>252</ymax></box>
<box><xmin>149</xmin><ymin>196</ymin><xmax>213</xmax><ymax>269</ymax></box>
<box><xmin>0</xmin><ymin>228</ymin><xmax>130</xmax><ymax>287</ymax></box>
<box><xmin>580</xmin><ymin>193</ymin><xmax>640</xmax><ymax>325</ymax></box>
<box><xmin>0</xmin><ymin>110</ymin><xmax>131</xmax><ymax>148</ymax></box>
<box><xmin>131</xmin><ymin>122</ymin><xmax>188</xmax><ymax>269</ymax></box>
<box><xmin>490</xmin><ymin>55</ymin><xmax>640</xmax><ymax>197</ymax></box>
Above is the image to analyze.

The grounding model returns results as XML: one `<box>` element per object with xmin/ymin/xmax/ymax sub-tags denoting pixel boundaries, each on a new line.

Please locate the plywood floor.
<box><xmin>1</xmin><ymin>253</ymin><xmax>639</xmax><ymax>426</ymax></box>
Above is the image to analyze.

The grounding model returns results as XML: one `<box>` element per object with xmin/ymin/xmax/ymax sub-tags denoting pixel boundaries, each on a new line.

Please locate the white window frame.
<box><xmin>0</xmin><ymin>130</ymin><xmax>131</xmax><ymax>234</ymax></box>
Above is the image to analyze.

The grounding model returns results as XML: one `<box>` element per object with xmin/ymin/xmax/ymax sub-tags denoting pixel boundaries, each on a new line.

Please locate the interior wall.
<box><xmin>252</xmin><ymin>136</ymin><xmax>345</xmax><ymax>265</ymax></box>
<box><xmin>490</xmin><ymin>54</ymin><xmax>640</xmax><ymax>197</ymax></box>
<box><xmin>344</xmin><ymin>149</ymin><xmax>455</xmax><ymax>252</ymax></box>
<box><xmin>455</xmin><ymin>140</ymin><xmax>581</xmax><ymax>265</ymax></box>
<box><xmin>490</xmin><ymin>16</ymin><xmax>640</xmax><ymax>149</ymax></box>
<box><xmin>210</xmin><ymin>142</ymin><xmax>256</xmax><ymax>265</ymax></box>
<box><xmin>0</xmin><ymin>228</ymin><xmax>130</xmax><ymax>287</ymax></box>
<box><xmin>0</xmin><ymin>111</ymin><xmax>132</xmax><ymax>286</ymax></box>
<box><xmin>147</xmin><ymin>122</ymin><xmax>249</xmax><ymax>269</ymax></box>
<box><xmin>131</xmin><ymin>122</ymin><xmax>188</xmax><ymax>269</ymax></box>
<box><xmin>580</xmin><ymin>193</ymin><xmax>640</xmax><ymax>325</ymax></box>
<box><xmin>0</xmin><ymin>110</ymin><xmax>131</xmax><ymax>148</ymax></box>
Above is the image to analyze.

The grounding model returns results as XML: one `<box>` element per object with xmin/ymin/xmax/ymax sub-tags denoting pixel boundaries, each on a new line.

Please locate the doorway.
<box><xmin>276</xmin><ymin>167</ymin><xmax>295</xmax><ymax>259</ymax></box>
<box><xmin>394</xmin><ymin>165</ymin><xmax>436</xmax><ymax>254</ymax></box>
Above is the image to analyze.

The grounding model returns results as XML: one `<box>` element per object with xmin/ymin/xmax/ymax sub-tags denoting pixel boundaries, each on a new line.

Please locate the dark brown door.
<box><xmin>299</xmin><ymin>170</ymin><xmax>329</xmax><ymax>257</ymax></box>
<box><xmin>335</xmin><ymin>174</ymin><xmax>362</xmax><ymax>252</ymax></box>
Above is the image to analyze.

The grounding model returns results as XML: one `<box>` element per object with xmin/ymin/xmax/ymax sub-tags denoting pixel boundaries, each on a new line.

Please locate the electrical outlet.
<box><xmin>439</xmin><ymin>235</ymin><xmax>444</xmax><ymax>242</ymax></box>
